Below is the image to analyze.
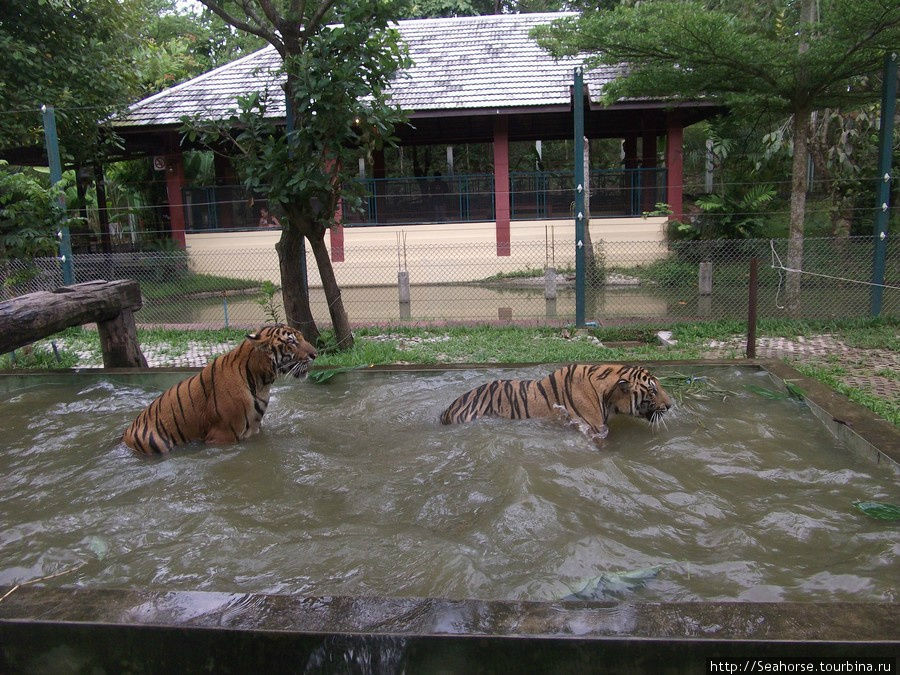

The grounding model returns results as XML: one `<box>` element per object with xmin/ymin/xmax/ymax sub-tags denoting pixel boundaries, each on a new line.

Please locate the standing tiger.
<box><xmin>439</xmin><ymin>364</ymin><xmax>672</xmax><ymax>443</ymax></box>
<box><xmin>123</xmin><ymin>324</ymin><xmax>316</xmax><ymax>455</ymax></box>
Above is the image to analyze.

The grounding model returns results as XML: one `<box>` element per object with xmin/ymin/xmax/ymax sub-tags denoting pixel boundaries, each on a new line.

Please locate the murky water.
<box><xmin>0</xmin><ymin>367</ymin><xmax>896</xmax><ymax>603</ymax></box>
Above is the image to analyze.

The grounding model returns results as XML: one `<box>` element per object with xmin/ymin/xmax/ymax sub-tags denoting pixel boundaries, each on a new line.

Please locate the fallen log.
<box><xmin>0</xmin><ymin>279</ymin><xmax>148</xmax><ymax>367</ymax></box>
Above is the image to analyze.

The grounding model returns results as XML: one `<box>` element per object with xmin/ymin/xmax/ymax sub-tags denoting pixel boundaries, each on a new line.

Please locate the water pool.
<box><xmin>1</xmin><ymin>365</ymin><xmax>896</xmax><ymax>605</ymax></box>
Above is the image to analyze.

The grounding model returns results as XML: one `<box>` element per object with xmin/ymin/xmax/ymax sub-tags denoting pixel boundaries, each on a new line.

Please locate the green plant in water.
<box><xmin>256</xmin><ymin>280</ymin><xmax>282</xmax><ymax>324</ymax></box>
<box><xmin>852</xmin><ymin>501</ymin><xmax>900</xmax><ymax>522</ymax></box>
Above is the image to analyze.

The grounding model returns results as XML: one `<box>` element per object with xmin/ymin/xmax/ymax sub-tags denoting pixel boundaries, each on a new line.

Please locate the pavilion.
<box><xmin>113</xmin><ymin>12</ymin><xmax>719</xmax><ymax>265</ymax></box>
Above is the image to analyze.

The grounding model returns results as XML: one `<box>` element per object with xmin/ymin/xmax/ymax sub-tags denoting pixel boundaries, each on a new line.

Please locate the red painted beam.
<box><xmin>493</xmin><ymin>116</ymin><xmax>511</xmax><ymax>257</ymax></box>
<box><xmin>164</xmin><ymin>153</ymin><xmax>186</xmax><ymax>248</ymax></box>
<box><xmin>330</xmin><ymin>200</ymin><xmax>345</xmax><ymax>263</ymax></box>
<box><xmin>666</xmin><ymin>120</ymin><xmax>684</xmax><ymax>222</ymax></box>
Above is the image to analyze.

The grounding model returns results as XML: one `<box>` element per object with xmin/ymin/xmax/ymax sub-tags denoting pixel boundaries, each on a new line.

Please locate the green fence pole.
<box><xmin>573</xmin><ymin>67</ymin><xmax>586</xmax><ymax>327</ymax></box>
<box><xmin>870</xmin><ymin>51</ymin><xmax>897</xmax><ymax>316</ymax></box>
<box><xmin>41</xmin><ymin>104</ymin><xmax>74</xmax><ymax>285</ymax></box>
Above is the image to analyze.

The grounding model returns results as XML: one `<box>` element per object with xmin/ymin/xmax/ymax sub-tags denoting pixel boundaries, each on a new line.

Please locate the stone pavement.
<box><xmin>704</xmin><ymin>334</ymin><xmax>900</xmax><ymax>402</ymax></box>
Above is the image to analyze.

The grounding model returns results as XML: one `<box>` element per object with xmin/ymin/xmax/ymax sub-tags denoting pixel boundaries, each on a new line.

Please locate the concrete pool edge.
<box><xmin>1</xmin><ymin>586</ymin><xmax>898</xmax><ymax>641</ymax></box>
<box><xmin>1</xmin><ymin>587</ymin><xmax>898</xmax><ymax>671</ymax></box>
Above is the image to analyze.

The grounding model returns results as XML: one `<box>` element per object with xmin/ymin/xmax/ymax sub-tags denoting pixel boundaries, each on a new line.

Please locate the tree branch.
<box><xmin>196</xmin><ymin>0</ymin><xmax>284</xmax><ymax>55</ymax></box>
<box><xmin>304</xmin><ymin>0</ymin><xmax>339</xmax><ymax>37</ymax></box>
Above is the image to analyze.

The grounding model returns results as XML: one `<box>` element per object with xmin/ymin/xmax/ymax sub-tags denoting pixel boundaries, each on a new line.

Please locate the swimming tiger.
<box><xmin>123</xmin><ymin>324</ymin><xmax>317</xmax><ymax>455</ymax></box>
<box><xmin>439</xmin><ymin>364</ymin><xmax>672</xmax><ymax>443</ymax></box>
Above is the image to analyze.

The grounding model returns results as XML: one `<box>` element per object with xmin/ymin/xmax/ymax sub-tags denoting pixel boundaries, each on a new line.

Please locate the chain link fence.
<box><xmin>2</xmin><ymin>236</ymin><xmax>896</xmax><ymax>332</ymax></box>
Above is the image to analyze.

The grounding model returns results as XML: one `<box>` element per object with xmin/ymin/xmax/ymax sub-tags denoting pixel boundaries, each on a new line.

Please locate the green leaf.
<box><xmin>307</xmin><ymin>365</ymin><xmax>367</xmax><ymax>384</ymax></box>
<box><xmin>852</xmin><ymin>501</ymin><xmax>900</xmax><ymax>522</ymax></box>
<box><xmin>785</xmin><ymin>382</ymin><xmax>806</xmax><ymax>400</ymax></box>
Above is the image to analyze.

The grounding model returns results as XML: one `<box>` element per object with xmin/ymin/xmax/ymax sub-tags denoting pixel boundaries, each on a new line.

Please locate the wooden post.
<box><xmin>699</xmin><ymin>262</ymin><xmax>712</xmax><ymax>295</ymax></box>
<box><xmin>98</xmin><ymin>309</ymin><xmax>148</xmax><ymax>368</ymax></box>
<box><xmin>746</xmin><ymin>257</ymin><xmax>758</xmax><ymax>359</ymax></box>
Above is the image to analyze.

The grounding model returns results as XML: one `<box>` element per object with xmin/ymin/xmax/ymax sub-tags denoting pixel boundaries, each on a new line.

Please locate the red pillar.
<box><xmin>373</xmin><ymin>149</ymin><xmax>386</xmax><ymax>179</ymax></box>
<box><xmin>493</xmin><ymin>116</ymin><xmax>510</xmax><ymax>256</ymax></box>
<box><xmin>164</xmin><ymin>152</ymin><xmax>186</xmax><ymax>248</ymax></box>
<box><xmin>665</xmin><ymin>119</ymin><xmax>684</xmax><ymax>222</ymax></box>
<box><xmin>623</xmin><ymin>135</ymin><xmax>638</xmax><ymax>169</ymax></box>
<box><xmin>213</xmin><ymin>153</ymin><xmax>237</xmax><ymax>228</ymax></box>
<box><xmin>330</xmin><ymin>201</ymin><xmax>345</xmax><ymax>262</ymax></box>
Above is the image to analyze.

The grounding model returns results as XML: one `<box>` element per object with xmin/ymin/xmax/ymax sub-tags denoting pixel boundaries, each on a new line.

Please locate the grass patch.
<box><xmin>140</xmin><ymin>274</ymin><xmax>258</xmax><ymax>301</ymax></box>
<box><xmin>793</xmin><ymin>361</ymin><xmax>900</xmax><ymax>427</ymax></box>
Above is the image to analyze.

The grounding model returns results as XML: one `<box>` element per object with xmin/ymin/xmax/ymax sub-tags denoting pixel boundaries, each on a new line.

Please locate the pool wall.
<box><xmin>2</xmin><ymin>360</ymin><xmax>898</xmax><ymax>671</ymax></box>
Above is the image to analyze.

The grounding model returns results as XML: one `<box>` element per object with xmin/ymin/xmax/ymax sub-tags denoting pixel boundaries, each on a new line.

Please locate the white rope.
<box><xmin>769</xmin><ymin>239</ymin><xmax>900</xmax><ymax>291</ymax></box>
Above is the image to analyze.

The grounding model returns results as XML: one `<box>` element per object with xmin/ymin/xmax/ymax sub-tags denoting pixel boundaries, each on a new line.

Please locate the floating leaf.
<box><xmin>559</xmin><ymin>565</ymin><xmax>663</xmax><ymax>601</ymax></box>
<box><xmin>307</xmin><ymin>365</ymin><xmax>366</xmax><ymax>384</ymax></box>
<box><xmin>785</xmin><ymin>382</ymin><xmax>806</xmax><ymax>400</ymax></box>
<box><xmin>852</xmin><ymin>501</ymin><xmax>900</xmax><ymax>521</ymax></box>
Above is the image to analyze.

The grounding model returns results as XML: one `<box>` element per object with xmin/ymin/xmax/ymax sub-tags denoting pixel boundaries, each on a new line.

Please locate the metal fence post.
<box><xmin>747</xmin><ymin>257</ymin><xmax>758</xmax><ymax>359</ymax></box>
<box><xmin>41</xmin><ymin>105</ymin><xmax>74</xmax><ymax>285</ymax></box>
<box><xmin>573</xmin><ymin>67</ymin><xmax>586</xmax><ymax>327</ymax></box>
<box><xmin>870</xmin><ymin>51</ymin><xmax>897</xmax><ymax>316</ymax></box>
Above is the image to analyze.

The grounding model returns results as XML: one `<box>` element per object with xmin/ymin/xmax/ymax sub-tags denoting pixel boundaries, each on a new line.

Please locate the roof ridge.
<box><xmin>393</xmin><ymin>11</ymin><xmax>574</xmax><ymax>27</ymax></box>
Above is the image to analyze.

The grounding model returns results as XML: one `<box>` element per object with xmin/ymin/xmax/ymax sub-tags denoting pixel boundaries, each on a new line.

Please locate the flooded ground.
<box><xmin>0</xmin><ymin>366</ymin><xmax>896</xmax><ymax>603</ymax></box>
<box><xmin>136</xmin><ymin>282</ymin><xmax>883</xmax><ymax>327</ymax></box>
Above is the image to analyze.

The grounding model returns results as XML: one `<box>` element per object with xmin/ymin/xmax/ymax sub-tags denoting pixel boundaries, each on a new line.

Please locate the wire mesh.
<box><xmin>2</xmin><ymin>236</ymin><xmax>896</xmax><ymax>335</ymax></box>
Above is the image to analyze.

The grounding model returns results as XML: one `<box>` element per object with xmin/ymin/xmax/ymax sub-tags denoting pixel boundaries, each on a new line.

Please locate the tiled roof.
<box><xmin>119</xmin><ymin>13</ymin><xmax>620</xmax><ymax>128</ymax></box>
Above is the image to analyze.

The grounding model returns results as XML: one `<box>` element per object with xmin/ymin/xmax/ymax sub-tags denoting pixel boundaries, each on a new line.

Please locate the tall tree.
<box><xmin>535</xmin><ymin>0</ymin><xmax>900</xmax><ymax>311</ymax></box>
<box><xmin>189</xmin><ymin>0</ymin><xmax>409</xmax><ymax>348</ymax></box>
<box><xmin>0</xmin><ymin>0</ymin><xmax>142</xmax><ymax>164</ymax></box>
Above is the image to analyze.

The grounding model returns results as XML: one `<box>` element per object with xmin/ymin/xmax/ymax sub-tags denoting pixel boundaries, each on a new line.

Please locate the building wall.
<box><xmin>184</xmin><ymin>217</ymin><xmax>668</xmax><ymax>287</ymax></box>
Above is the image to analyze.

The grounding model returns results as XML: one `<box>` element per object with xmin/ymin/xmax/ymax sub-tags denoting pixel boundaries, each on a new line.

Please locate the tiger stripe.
<box><xmin>123</xmin><ymin>324</ymin><xmax>316</xmax><ymax>455</ymax></box>
<box><xmin>439</xmin><ymin>364</ymin><xmax>672</xmax><ymax>443</ymax></box>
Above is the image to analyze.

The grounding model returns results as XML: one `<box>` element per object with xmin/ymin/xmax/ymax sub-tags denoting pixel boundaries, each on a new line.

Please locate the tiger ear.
<box><xmin>617</xmin><ymin>378</ymin><xmax>630</xmax><ymax>391</ymax></box>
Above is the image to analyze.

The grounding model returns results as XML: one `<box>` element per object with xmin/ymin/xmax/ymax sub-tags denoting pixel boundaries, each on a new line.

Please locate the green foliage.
<box><xmin>618</xmin><ymin>259</ymin><xmax>697</xmax><ymax>287</ymax></box>
<box><xmin>133</xmin><ymin>1</ymin><xmax>267</xmax><ymax>97</ymax></box>
<box><xmin>256</xmin><ymin>280</ymin><xmax>282</xmax><ymax>324</ymax></box>
<box><xmin>534</xmin><ymin>1</ymin><xmax>899</xmax><ymax>114</ymax></box>
<box><xmin>0</xmin><ymin>0</ymin><xmax>141</xmax><ymax>163</ymax></box>
<box><xmin>693</xmin><ymin>183</ymin><xmax>777</xmax><ymax>239</ymax></box>
<box><xmin>0</xmin><ymin>162</ymin><xmax>63</xmax><ymax>261</ymax></box>
<box><xmin>184</xmin><ymin>2</ymin><xmax>410</xmax><ymax>232</ymax></box>
<box><xmin>139</xmin><ymin>273</ymin><xmax>258</xmax><ymax>300</ymax></box>
<box><xmin>0</xmin><ymin>344</ymin><xmax>78</xmax><ymax>370</ymax></box>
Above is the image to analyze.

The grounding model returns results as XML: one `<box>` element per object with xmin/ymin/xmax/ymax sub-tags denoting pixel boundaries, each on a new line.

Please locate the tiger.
<box><xmin>123</xmin><ymin>324</ymin><xmax>317</xmax><ymax>455</ymax></box>
<box><xmin>439</xmin><ymin>364</ymin><xmax>672</xmax><ymax>443</ymax></box>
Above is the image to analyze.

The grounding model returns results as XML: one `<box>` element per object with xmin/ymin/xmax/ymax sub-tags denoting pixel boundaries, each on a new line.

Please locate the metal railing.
<box><xmin>181</xmin><ymin>168</ymin><xmax>667</xmax><ymax>230</ymax></box>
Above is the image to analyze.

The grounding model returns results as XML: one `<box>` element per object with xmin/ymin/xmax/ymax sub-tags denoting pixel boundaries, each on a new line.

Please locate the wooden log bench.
<box><xmin>0</xmin><ymin>279</ymin><xmax>148</xmax><ymax>368</ymax></box>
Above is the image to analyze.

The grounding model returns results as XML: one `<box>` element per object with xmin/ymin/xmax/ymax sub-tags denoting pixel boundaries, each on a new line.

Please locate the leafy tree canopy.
<box><xmin>0</xmin><ymin>0</ymin><xmax>143</xmax><ymax>162</ymax></box>
<box><xmin>534</xmin><ymin>0</ymin><xmax>900</xmax><ymax>115</ymax></box>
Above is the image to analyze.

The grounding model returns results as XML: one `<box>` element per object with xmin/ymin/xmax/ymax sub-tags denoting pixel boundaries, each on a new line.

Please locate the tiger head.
<box><xmin>606</xmin><ymin>366</ymin><xmax>673</xmax><ymax>423</ymax></box>
<box><xmin>248</xmin><ymin>324</ymin><xmax>317</xmax><ymax>378</ymax></box>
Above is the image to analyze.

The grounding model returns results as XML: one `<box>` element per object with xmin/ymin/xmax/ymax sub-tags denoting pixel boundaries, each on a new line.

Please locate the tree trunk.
<box><xmin>582</xmin><ymin>136</ymin><xmax>601</xmax><ymax>287</ymax></box>
<box><xmin>785</xmin><ymin>110</ymin><xmax>810</xmax><ymax>315</ymax></box>
<box><xmin>276</xmin><ymin>225</ymin><xmax>319</xmax><ymax>343</ymax></box>
<box><xmin>307</xmin><ymin>228</ymin><xmax>354</xmax><ymax>350</ymax></box>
